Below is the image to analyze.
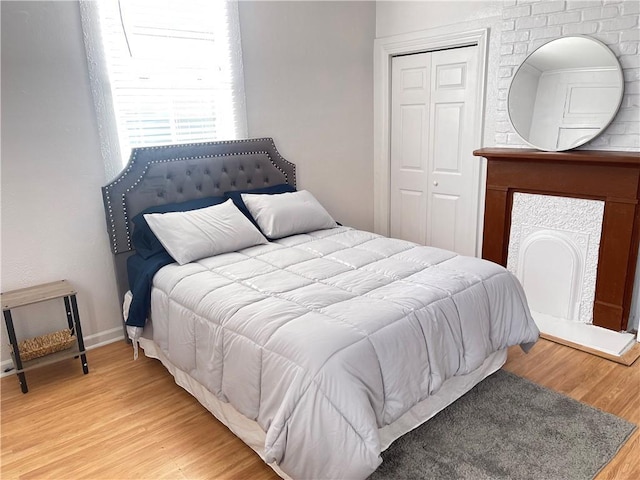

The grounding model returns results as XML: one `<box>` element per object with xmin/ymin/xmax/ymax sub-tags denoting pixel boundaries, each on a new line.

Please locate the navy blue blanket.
<box><xmin>126</xmin><ymin>252</ymin><xmax>174</xmax><ymax>327</ymax></box>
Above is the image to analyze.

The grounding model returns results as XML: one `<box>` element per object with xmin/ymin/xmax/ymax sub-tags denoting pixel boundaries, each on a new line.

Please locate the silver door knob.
<box><xmin>433</xmin><ymin>181</ymin><xmax>439</xmax><ymax>186</ymax></box>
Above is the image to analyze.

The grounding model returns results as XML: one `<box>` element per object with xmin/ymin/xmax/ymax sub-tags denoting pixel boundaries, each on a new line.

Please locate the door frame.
<box><xmin>373</xmin><ymin>27</ymin><xmax>489</xmax><ymax>256</ymax></box>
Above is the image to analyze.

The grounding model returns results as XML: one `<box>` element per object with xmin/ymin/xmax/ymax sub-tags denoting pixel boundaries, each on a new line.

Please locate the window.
<box><xmin>80</xmin><ymin>0</ymin><xmax>247</xmax><ymax>174</ymax></box>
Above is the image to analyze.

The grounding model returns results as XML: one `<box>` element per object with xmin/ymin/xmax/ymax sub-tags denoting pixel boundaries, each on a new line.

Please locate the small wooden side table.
<box><xmin>1</xmin><ymin>280</ymin><xmax>88</xmax><ymax>393</ymax></box>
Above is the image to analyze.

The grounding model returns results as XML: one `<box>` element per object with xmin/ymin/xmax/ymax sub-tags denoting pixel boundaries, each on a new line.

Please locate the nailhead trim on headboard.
<box><xmin>101</xmin><ymin>138</ymin><xmax>297</xmax><ymax>254</ymax></box>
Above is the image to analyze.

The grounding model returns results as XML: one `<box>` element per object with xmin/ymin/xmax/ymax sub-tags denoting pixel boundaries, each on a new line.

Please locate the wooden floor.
<box><xmin>1</xmin><ymin>338</ymin><xmax>638</xmax><ymax>479</ymax></box>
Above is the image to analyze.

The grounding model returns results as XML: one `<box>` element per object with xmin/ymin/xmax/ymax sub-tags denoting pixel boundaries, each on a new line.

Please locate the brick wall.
<box><xmin>496</xmin><ymin>0</ymin><xmax>639</xmax><ymax>150</ymax></box>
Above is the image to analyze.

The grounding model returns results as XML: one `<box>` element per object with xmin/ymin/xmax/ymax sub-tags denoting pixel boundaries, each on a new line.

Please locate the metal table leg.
<box><xmin>63</xmin><ymin>296</ymin><xmax>75</xmax><ymax>333</ymax></box>
<box><xmin>69</xmin><ymin>295</ymin><xmax>88</xmax><ymax>374</ymax></box>
<box><xmin>3</xmin><ymin>309</ymin><xmax>28</xmax><ymax>393</ymax></box>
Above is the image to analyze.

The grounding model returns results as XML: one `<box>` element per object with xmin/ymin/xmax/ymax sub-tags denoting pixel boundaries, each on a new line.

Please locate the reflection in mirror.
<box><xmin>508</xmin><ymin>36</ymin><xmax>624</xmax><ymax>152</ymax></box>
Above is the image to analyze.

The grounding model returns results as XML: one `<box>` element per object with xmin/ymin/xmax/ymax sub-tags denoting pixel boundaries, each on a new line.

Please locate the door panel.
<box><xmin>398</xmin><ymin>189</ymin><xmax>426</xmax><ymax>244</ymax></box>
<box><xmin>390</xmin><ymin>54</ymin><xmax>430</xmax><ymax>245</ymax></box>
<box><xmin>432</xmin><ymin>103</ymin><xmax>463</xmax><ymax>173</ymax></box>
<box><xmin>430</xmin><ymin>193</ymin><xmax>459</xmax><ymax>250</ymax></box>
<box><xmin>400</xmin><ymin>106</ymin><xmax>427</xmax><ymax>170</ymax></box>
<box><xmin>435</xmin><ymin>62</ymin><xmax>467</xmax><ymax>89</ymax></box>
<box><xmin>390</xmin><ymin>46</ymin><xmax>479</xmax><ymax>256</ymax></box>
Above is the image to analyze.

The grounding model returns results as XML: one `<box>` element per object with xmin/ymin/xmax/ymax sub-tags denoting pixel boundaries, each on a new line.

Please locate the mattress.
<box><xmin>144</xmin><ymin>226</ymin><xmax>539</xmax><ymax>479</ymax></box>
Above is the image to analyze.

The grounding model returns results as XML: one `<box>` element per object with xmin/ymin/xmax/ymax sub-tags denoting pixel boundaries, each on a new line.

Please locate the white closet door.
<box><xmin>390</xmin><ymin>52</ymin><xmax>431</xmax><ymax>245</ymax></box>
<box><xmin>390</xmin><ymin>46</ymin><xmax>479</xmax><ymax>256</ymax></box>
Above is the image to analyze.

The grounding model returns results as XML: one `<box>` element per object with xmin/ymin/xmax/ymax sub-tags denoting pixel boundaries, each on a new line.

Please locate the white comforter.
<box><xmin>149</xmin><ymin>227</ymin><xmax>538</xmax><ymax>479</ymax></box>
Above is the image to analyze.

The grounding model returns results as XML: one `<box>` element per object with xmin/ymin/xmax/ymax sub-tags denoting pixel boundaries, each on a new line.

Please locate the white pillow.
<box><xmin>241</xmin><ymin>190</ymin><xmax>337</xmax><ymax>239</ymax></box>
<box><xmin>143</xmin><ymin>199</ymin><xmax>268</xmax><ymax>265</ymax></box>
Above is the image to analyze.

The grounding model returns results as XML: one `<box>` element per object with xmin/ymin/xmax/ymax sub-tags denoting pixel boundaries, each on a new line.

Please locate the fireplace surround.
<box><xmin>473</xmin><ymin>148</ymin><xmax>640</xmax><ymax>332</ymax></box>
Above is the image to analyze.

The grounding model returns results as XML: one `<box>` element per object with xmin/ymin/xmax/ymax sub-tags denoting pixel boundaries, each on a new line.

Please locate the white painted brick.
<box><xmin>503</xmin><ymin>4</ymin><xmax>532</xmax><ymax>18</ymax></box>
<box><xmin>496</xmin><ymin>111</ymin><xmax>510</xmax><ymax>123</ymax></box>
<box><xmin>615</xmin><ymin>106</ymin><xmax>640</xmax><ymax>120</ymax></box>
<box><xmin>494</xmin><ymin>133</ymin><xmax>509</xmax><ymax>145</ymax></box>
<box><xmin>619</xmin><ymin>42</ymin><xmax>639</xmax><ymax>55</ymax></box>
<box><xmin>530</xmin><ymin>25</ymin><xmax>562</xmax><ymax>39</ymax></box>
<box><xmin>566</xmin><ymin>0</ymin><xmax>601</xmax><ymax>10</ymax></box>
<box><xmin>624</xmin><ymin>80</ymin><xmax>640</xmax><ymax>94</ymax></box>
<box><xmin>498</xmin><ymin>66</ymin><xmax>515</xmax><ymax>78</ymax></box>
<box><xmin>624</xmin><ymin>93</ymin><xmax>640</xmax><ymax>107</ymax></box>
<box><xmin>514</xmin><ymin>42</ymin><xmax>529</xmax><ymax>54</ymax></box>
<box><xmin>502</xmin><ymin>30</ymin><xmax>531</xmax><ymax>43</ymax></box>
<box><xmin>621</xmin><ymin>29</ymin><xmax>640</xmax><ymax>41</ymax></box>
<box><xmin>516</xmin><ymin>16</ymin><xmax>548</xmax><ymax>29</ymax></box>
<box><xmin>604</xmin><ymin>3</ymin><xmax>626</xmax><ymax>16</ymax></box>
<box><xmin>503</xmin><ymin>20</ymin><xmax>515</xmax><ymax>31</ymax></box>
<box><xmin>504</xmin><ymin>0</ymin><xmax>517</xmax><ymax>6</ymax></box>
<box><xmin>498</xmin><ymin>78</ymin><xmax>513</xmax><ymax>90</ymax></box>
<box><xmin>603</xmin><ymin>122</ymin><xmax>628</xmax><ymax>134</ymax></box>
<box><xmin>594</xmin><ymin>32</ymin><xmax>623</xmax><ymax>44</ymax></box>
<box><xmin>497</xmin><ymin>89</ymin><xmax>509</xmax><ymax>101</ymax></box>
<box><xmin>623</xmin><ymin>68</ymin><xmax>640</xmax><ymax>81</ymax></box>
<box><xmin>620</xmin><ymin>54</ymin><xmax>640</xmax><ymax>69</ymax></box>
<box><xmin>582</xmin><ymin>6</ymin><xmax>620</xmax><ymax>21</ymax></box>
<box><xmin>626</xmin><ymin>121</ymin><xmax>640</xmax><ymax>134</ymax></box>
<box><xmin>495</xmin><ymin>121</ymin><xmax>512</xmax><ymax>133</ymax></box>
<box><xmin>501</xmin><ymin>44</ymin><xmax>515</xmax><ymax>55</ymax></box>
<box><xmin>500</xmin><ymin>54</ymin><xmax>528</xmax><ymax>65</ymax></box>
<box><xmin>532</xmin><ymin>1</ymin><xmax>566</xmax><ymax>14</ymax></box>
<box><xmin>599</xmin><ymin>16</ymin><xmax>638</xmax><ymax>32</ymax></box>
<box><xmin>586</xmin><ymin>135</ymin><xmax>611</xmax><ymax>147</ymax></box>
<box><xmin>609</xmin><ymin>133</ymin><xmax>640</xmax><ymax>148</ymax></box>
<box><xmin>562</xmin><ymin>22</ymin><xmax>598</xmax><ymax>34</ymax></box>
<box><xmin>603</xmin><ymin>0</ymin><xmax>624</xmax><ymax>4</ymax></box>
<box><xmin>622</xmin><ymin>1</ymin><xmax>640</xmax><ymax>15</ymax></box>
<box><xmin>548</xmin><ymin>11</ymin><xmax>582</xmax><ymax>24</ymax></box>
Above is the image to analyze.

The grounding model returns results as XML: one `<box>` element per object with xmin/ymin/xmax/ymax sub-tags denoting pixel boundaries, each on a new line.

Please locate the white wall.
<box><xmin>1</xmin><ymin>1</ymin><xmax>123</xmax><ymax>364</ymax></box>
<box><xmin>239</xmin><ymin>1</ymin><xmax>376</xmax><ymax>231</ymax></box>
<box><xmin>377</xmin><ymin>0</ymin><xmax>503</xmax><ymax>36</ymax></box>
<box><xmin>375</xmin><ymin>0</ymin><xmax>640</xmax><ymax>331</ymax></box>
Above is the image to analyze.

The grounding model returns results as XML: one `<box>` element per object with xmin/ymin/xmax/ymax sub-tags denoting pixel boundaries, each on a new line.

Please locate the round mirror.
<box><xmin>507</xmin><ymin>36</ymin><xmax>624</xmax><ymax>152</ymax></box>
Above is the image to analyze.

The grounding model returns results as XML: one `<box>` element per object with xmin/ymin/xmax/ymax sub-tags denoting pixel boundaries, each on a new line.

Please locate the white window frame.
<box><xmin>79</xmin><ymin>0</ymin><xmax>248</xmax><ymax>181</ymax></box>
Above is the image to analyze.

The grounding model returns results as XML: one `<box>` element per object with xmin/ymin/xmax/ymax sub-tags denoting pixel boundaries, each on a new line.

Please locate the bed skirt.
<box><xmin>138</xmin><ymin>336</ymin><xmax>507</xmax><ymax>479</ymax></box>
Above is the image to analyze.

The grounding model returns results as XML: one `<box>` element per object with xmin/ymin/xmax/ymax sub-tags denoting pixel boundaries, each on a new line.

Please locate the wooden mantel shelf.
<box><xmin>474</xmin><ymin>148</ymin><xmax>640</xmax><ymax>167</ymax></box>
<box><xmin>473</xmin><ymin>147</ymin><xmax>640</xmax><ymax>332</ymax></box>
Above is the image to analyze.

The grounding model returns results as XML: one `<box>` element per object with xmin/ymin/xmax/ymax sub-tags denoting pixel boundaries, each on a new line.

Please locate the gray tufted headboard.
<box><xmin>101</xmin><ymin>137</ymin><xmax>296</xmax><ymax>323</ymax></box>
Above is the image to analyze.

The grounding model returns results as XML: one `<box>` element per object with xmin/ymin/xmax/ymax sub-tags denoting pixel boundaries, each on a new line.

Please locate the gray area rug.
<box><xmin>370</xmin><ymin>370</ymin><xmax>636</xmax><ymax>480</ymax></box>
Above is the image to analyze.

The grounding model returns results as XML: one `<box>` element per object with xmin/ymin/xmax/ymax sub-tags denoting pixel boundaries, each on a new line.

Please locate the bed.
<box><xmin>102</xmin><ymin>137</ymin><xmax>539</xmax><ymax>480</ymax></box>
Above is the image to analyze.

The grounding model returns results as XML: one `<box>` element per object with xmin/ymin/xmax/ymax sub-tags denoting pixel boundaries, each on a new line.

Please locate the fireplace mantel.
<box><xmin>474</xmin><ymin>147</ymin><xmax>640</xmax><ymax>331</ymax></box>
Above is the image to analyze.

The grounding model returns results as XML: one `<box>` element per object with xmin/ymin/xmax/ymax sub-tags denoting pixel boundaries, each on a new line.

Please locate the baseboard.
<box><xmin>83</xmin><ymin>326</ymin><xmax>126</xmax><ymax>349</ymax></box>
<box><xmin>1</xmin><ymin>326</ymin><xmax>125</xmax><ymax>378</ymax></box>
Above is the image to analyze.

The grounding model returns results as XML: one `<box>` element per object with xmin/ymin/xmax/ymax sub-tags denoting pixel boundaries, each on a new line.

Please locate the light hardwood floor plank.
<box><xmin>1</xmin><ymin>338</ymin><xmax>637</xmax><ymax>479</ymax></box>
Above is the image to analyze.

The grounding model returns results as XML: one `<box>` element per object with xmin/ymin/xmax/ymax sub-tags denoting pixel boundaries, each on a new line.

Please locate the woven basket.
<box><xmin>14</xmin><ymin>329</ymin><xmax>76</xmax><ymax>362</ymax></box>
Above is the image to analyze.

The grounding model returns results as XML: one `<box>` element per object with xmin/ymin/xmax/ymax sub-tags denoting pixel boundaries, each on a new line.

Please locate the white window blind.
<box><xmin>80</xmin><ymin>0</ymin><xmax>247</xmax><ymax>174</ymax></box>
